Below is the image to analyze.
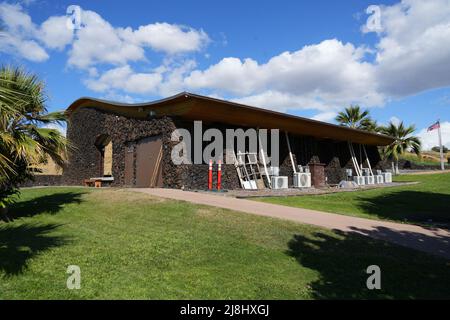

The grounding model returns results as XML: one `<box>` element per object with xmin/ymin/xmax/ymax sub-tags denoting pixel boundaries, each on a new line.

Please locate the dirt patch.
<box><xmin>87</xmin><ymin>188</ymin><xmax>166</xmax><ymax>204</ymax></box>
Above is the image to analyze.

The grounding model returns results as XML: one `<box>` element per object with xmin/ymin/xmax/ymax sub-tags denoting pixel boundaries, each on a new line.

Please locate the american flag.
<box><xmin>427</xmin><ymin>121</ymin><xmax>440</xmax><ymax>132</ymax></box>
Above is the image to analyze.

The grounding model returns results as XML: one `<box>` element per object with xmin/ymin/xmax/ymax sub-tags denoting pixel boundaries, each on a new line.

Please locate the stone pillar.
<box><xmin>309</xmin><ymin>163</ymin><xmax>326</xmax><ymax>188</ymax></box>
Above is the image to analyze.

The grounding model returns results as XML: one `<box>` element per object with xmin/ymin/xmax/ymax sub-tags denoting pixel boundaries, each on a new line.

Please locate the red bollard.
<box><xmin>217</xmin><ymin>160</ymin><xmax>222</xmax><ymax>191</ymax></box>
<box><xmin>208</xmin><ymin>159</ymin><xmax>213</xmax><ymax>190</ymax></box>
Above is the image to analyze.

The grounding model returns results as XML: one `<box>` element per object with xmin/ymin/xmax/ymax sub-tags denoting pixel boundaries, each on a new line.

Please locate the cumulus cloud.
<box><xmin>417</xmin><ymin>121</ymin><xmax>450</xmax><ymax>150</ymax></box>
<box><xmin>371</xmin><ymin>0</ymin><xmax>450</xmax><ymax>96</ymax></box>
<box><xmin>119</xmin><ymin>23</ymin><xmax>209</xmax><ymax>54</ymax></box>
<box><xmin>100</xmin><ymin>92</ymin><xmax>140</xmax><ymax>104</ymax></box>
<box><xmin>0</xmin><ymin>4</ymin><xmax>209</xmax><ymax>69</ymax></box>
<box><xmin>67</xmin><ymin>9</ymin><xmax>209</xmax><ymax>69</ymax></box>
<box><xmin>39</xmin><ymin>16</ymin><xmax>74</xmax><ymax>50</ymax></box>
<box><xmin>67</xmin><ymin>10</ymin><xmax>144</xmax><ymax>69</ymax></box>
<box><xmin>184</xmin><ymin>40</ymin><xmax>384</xmax><ymax>111</ymax></box>
<box><xmin>180</xmin><ymin>0</ymin><xmax>450</xmax><ymax>113</ymax></box>
<box><xmin>84</xmin><ymin>65</ymin><xmax>162</xmax><ymax>94</ymax></box>
<box><xmin>389</xmin><ymin>116</ymin><xmax>401</xmax><ymax>126</ymax></box>
<box><xmin>312</xmin><ymin>111</ymin><xmax>338</xmax><ymax>123</ymax></box>
<box><xmin>231</xmin><ymin>91</ymin><xmax>339</xmax><ymax>113</ymax></box>
<box><xmin>42</xmin><ymin>122</ymin><xmax>67</xmax><ymax>137</ymax></box>
<box><xmin>0</xmin><ymin>3</ymin><xmax>49</xmax><ymax>61</ymax></box>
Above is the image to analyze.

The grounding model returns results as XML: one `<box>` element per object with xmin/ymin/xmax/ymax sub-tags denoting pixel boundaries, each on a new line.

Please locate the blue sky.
<box><xmin>1</xmin><ymin>0</ymin><xmax>450</xmax><ymax>149</ymax></box>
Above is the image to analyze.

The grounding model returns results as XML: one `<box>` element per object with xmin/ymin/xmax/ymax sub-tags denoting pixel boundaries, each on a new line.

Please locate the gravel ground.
<box><xmin>192</xmin><ymin>181</ymin><xmax>418</xmax><ymax>198</ymax></box>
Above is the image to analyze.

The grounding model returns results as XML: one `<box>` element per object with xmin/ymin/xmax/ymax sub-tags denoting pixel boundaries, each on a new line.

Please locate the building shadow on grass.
<box><xmin>287</xmin><ymin>228</ymin><xmax>450</xmax><ymax>299</ymax></box>
<box><xmin>0</xmin><ymin>223</ymin><xmax>69</xmax><ymax>276</ymax></box>
<box><xmin>356</xmin><ymin>191</ymin><xmax>450</xmax><ymax>227</ymax></box>
<box><xmin>5</xmin><ymin>191</ymin><xmax>86</xmax><ymax>221</ymax></box>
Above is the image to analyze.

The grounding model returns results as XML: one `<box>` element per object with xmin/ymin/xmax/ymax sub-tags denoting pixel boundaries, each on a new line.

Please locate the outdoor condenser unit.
<box><xmin>375</xmin><ymin>175</ymin><xmax>384</xmax><ymax>184</ymax></box>
<box><xmin>353</xmin><ymin>176</ymin><xmax>365</xmax><ymax>185</ymax></box>
<box><xmin>382</xmin><ymin>172</ymin><xmax>392</xmax><ymax>183</ymax></box>
<box><xmin>364</xmin><ymin>175</ymin><xmax>375</xmax><ymax>185</ymax></box>
<box><xmin>345</xmin><ymin>169</ymin><xmax>353</xmax><ymax>178</ymax></box>
<box><xmin>293</xmin><ymin>172</ymin><xmax>311</xmax><ymax>188</ymax></box>
<box><xmin>271</xmin><ymin>176</ymin><xmax>289</xmax><ymax>189</ymax></box>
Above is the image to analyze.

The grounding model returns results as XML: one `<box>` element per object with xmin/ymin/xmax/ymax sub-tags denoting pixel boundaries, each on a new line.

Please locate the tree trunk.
<box><xmin>395</xmin><ymin>161</ymin><xmax>400</xmax><ymax>175</ymax></box>
<box><xmin>0</xmin><ymin>206</ymin><xmax>10</xmax><ymax>222</ymax></box>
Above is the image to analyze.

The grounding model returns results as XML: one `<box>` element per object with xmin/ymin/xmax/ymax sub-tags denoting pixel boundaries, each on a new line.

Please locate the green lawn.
<box><xmin>1</xmin><ymin>187</ymin><xmax>449</xmax><ymax>299</ymax></box>
<box><xmin>259</xmin><ymin>173</ymin><xmax>450</xmax><ymax>226</ymax></box>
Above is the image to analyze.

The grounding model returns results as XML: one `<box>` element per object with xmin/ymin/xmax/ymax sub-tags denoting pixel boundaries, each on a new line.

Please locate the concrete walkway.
<box><xmin>132</xmin><ymin>188</ymin><xmax>450</xmax><ymax>260</ymax></box>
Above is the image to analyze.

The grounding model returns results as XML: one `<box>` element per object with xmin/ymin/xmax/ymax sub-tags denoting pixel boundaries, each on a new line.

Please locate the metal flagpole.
<box><xmin>438</xmin><ymin>120</ymin><xmax>445</xmax><ymax>171</ymax></box>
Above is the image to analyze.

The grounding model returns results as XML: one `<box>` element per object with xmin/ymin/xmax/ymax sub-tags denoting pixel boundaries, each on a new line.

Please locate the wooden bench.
<box><xmin>84</xmin><ymin>177</ymin><xmax>114</xmax><ymax>188</ymax></box>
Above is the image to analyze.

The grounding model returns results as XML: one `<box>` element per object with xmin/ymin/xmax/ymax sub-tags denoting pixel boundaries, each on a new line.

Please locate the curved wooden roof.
<box><xmin>67</xmin><ymin>92</ymin><xmax>394</xmax><ymax>146</ymax></box>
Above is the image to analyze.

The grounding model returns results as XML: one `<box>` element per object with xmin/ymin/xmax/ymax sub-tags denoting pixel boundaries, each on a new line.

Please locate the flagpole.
<box><xmin>437</xmin><ymin>120</ymin><xmax>445</xmax><ymax>171</ymax></box>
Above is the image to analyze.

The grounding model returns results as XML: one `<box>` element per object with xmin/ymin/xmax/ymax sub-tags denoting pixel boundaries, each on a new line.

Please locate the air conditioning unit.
<box><xmin>375</xmin><ymin>175</ymin><xmax>384</xmax><ymax>184</ymax></box>
<box><xmin>271</xmin><ymin>176</ymin><xmax>288</xmax><ymax>189</ymax></box>
<box><xmin>293</xmin><ymin>172</ymin><xmax>311</xmax><ymax>188</ymax></box>
<box><xmin>382</xmin><ymin>172</ymin><xmax>392</xmax><ymax>183</ymax></box>
<box><xmin>345</xmin><ymin>169</ymin><xmax>353</xmax><ymax>178</ymax></box>
<box><xmin>364</xmin><ymin>175</ymin><xmax>375</xmax><ymax>185</ymax></box>
<box><xmin>353</xmin><ymin>176</ymin><xmax>365</xmax><ymax>185</ymax></box>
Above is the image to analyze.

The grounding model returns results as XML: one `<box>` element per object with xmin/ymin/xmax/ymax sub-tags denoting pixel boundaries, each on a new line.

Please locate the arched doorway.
<box><xmin>95</xmin><ymin>134</ymin><xmax>113</xmax><ymax>177</ymax></box>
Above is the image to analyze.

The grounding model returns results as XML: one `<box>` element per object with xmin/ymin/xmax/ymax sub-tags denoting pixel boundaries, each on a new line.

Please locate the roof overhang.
<box><xmin>67</xmin><ymin>92</ymin><xmax>394</xmax><ymax>146</ymax></box>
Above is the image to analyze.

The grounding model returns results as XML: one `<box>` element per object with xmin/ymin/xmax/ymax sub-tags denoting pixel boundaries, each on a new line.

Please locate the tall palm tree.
<box><xmin>335</xmin><ymin>105</ymin><xmax>378</xmax><ymax>132</ymax></box>
<box><xmin>0</xmin><ymin>66</ymin><xmax>69</xmax><ymax>211</ymax></box>
<box><xmin>379</xmin><ymin>121</ymin><xmax>421</xmax><ymax>174</ymax></box>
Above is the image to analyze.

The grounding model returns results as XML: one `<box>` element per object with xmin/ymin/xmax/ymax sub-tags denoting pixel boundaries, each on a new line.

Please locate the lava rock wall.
<box><xmin>63</xmin><ymin>107</ymin><xmax>384</xmax><ymax>189</ymax></box>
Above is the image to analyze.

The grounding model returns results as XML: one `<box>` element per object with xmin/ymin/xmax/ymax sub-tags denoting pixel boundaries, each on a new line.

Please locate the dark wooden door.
<box><xmin>135</xmin><ymin>135</ymin><xmax>163</xmax><ymax>188</ymax></box>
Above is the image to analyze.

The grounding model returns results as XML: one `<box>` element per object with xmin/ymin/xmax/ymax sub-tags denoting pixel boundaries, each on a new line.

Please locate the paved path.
<box><xmin>132</xmin><ymin>188</ymin><xmax>450</xmax><ymax>260</ymax></box>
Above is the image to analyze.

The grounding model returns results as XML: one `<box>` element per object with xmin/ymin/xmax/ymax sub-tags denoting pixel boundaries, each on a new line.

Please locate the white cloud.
<box><xmin>42</xmin><ymin>122</ymin><xmax>67</xmax><ymax>137</ymax></box>
<box><xmin>157</xmin><ymin>59</ymin><xmax>197</xmax><ymax>96</ymax></box>
<box><xmin>1</xmin><ymin>4</ymin><xmax>209</xmax><ymax>70</ymax></box>
<box><xmin>0</xmin><ymin>3</ymin><xmax>49</xmax><ymax>61</ymax></box>
<box><xmin>67</xmin><ymin>10</ymin><xmax>144</xmax><ymax>69</ymax></box>
<box><xmin>119</xmin><ymin>23</ymin><xmax>209</xmax><ymax>54</ymax></box>
<box><xmin>0</xmin><ymin>33</ymin><xmax>49</xmax><ymax>61</ymax></box>
<box><xmin>68</xmin><ymin>9</ymin><xmax>209</xmax><ymax>69</ymax></box>
<box><xmin>39</xmin><ymin>16</ymin><xmax>73</xmax><ymax>50</ymax></box>
<box><xmin>100</xmin><ymin>92</ymin><xmax>139</xmax><ymax>104</ymax></box>
<box><xmin>180</xmin><ymin>0</ymin><xmax>450</xmax><ymax>114</ymax></box>
<box><xmin>312</xmin><ymin>111</ymin><xmax>338</xmax><ymax>123</ymax></box>
<box><xmin>0</xmin><ymin>2</ymin><xmax>33</xmax><ymax>32</ymax></box>
<box><xmin>231</xmin><ymin>91</ymin><xmax>339</xmax><ymax>113</ymax></box>
<box><xmin>85</xmin><ymin>65</ymin><xmax>162</xmax><ymax>94</ymax></box>
<box><xmin>389</xmin><ymin>116</ymin><xmax>401</xmax><ymax>126</ymax></box>
<box><xmin>371</xmin><ymin>0</ymin><xmax>450</xmax><ymax>96</ymax></box>
<box><xmin>184</xmin><ymin>39</ymin><xmax>384</xmax><ymax>111</ymax></box>
<box><xmin>417</xmin><ymin>121</ymin><xmax>450</xmax><ymax>150</ymax></box>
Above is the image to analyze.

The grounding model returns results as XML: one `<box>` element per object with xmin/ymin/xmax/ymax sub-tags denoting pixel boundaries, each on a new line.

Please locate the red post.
<box><xmin>217</xmin><ymin>160</ymin><xmax>222</xmax><ymax>191</ymax></box>
<box><xmin>208</xmin><ymin>159</ymin><xmax>213</xmax><ymax>190</ymax></box>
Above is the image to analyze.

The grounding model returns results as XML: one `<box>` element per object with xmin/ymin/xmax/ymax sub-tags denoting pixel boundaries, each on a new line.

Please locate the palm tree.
<box><xmin>0</xmin><ymin>66</ymin><xmax>69</xmax><ymax>212</ymax></box>
<box><xmin>379</xmin><ymin>121</ymin><xmax>421</xmax><ymax>174</ymax></box>
<box><xmin>335</xmin><ymin>105</ymin><xmax>378</xmax><ymax>132</ymax></box>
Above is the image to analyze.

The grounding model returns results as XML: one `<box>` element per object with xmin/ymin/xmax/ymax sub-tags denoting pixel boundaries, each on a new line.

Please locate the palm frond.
<box><xmin>0</xmin><ymin>65</ymin><xmax>70</xmax><ymax>195</ymax></box>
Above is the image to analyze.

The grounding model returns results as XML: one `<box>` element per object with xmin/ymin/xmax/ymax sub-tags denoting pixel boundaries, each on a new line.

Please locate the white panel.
<box><xmin>353</xmin><ymin>176</ymin><xmax>365</xmax><ymax>185</ymax></box>
<box><xmin>375</xmin><ymin>175</ymin><xmax>384</xmax><ymax>184</ymax></box>
<box><xmin>365</xmin><ymin>176</ymin><xmax>375</xmax><ymax>185</ymax></box>
<box><xmin>271</xmin><ymin>176</ymin><xmax>288</xmax><ymax>189</ymax></box>
<box><xmin>293</xmin><ymin>173</ymin><xmax>311</xmax><ymax>188</ymax></box>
